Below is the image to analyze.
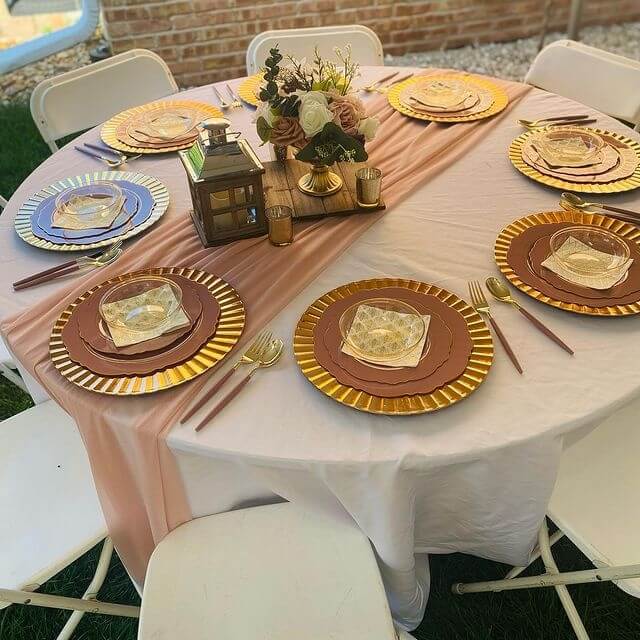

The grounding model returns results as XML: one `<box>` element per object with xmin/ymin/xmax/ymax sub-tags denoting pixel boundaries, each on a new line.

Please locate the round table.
<box><xmin>2</xmin><ymin>67</ymin><xmax>640</xmax><ymax>629</ymax></box>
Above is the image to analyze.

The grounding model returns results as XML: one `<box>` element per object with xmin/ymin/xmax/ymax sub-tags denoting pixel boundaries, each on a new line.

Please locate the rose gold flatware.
<box><xmin>12</xmin><ymin>241</ymin><xmax>123</xmax><ymax>291</ymax></box>
<box><xmin>361</xmin><ymin>71</ymin><xmax>399</xmax><ymax>92</ymax></box>
<box><xmin>194</xmin><ymin>338</ymin><xmax>284</xmax><ymax>432</ymax></box>
<box><xmin>180</xmin><ymin>329</ymin><xmax>272</xmax><ymax>424</ymax></box>
<box><xmin>560</xmin><ymin>192</ymin><xmax>640</xmax><ymax>222</ymax></box>
<box><xmin>375</xmin><ymin>73</ymin><xmax>414</xmax><ymax>93</ymax></box>
<box><xmin>485</xmin><ymin>277</ymin><xmax>574</xmax><ymax>355</ymax></box>
<box><xmin>468</xmin><ymin>279</ymin><xmax>523</xmax><ymax>374</ymax></box>
<box><xmin>518</xmin><ymin>114</ymin><xmax>591</xmax><ymax>128</ymax></box>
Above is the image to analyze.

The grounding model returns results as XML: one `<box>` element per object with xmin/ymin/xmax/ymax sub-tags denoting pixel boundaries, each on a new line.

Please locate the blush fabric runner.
<box><xmin>0</xmin><ymin>71</ymin><xmax>531</xmax><ymax>583</ymax></box>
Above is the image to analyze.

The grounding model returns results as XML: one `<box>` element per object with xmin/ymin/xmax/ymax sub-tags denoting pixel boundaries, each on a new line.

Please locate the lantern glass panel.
<box><xmin>234</xmin><ymin>188</ymin><xmax>246</xmax><ymax>205</ymax></box>
<box><xmin>240</xmin><ymin>207</ymin><xmax>258</xmax><ymax>227</ymax></box>
<box><xmin>210</xmin><ymin>191</ymin><xmax>231</xmax><ymax>209</ymax></box>
<box><xmin>213</xmin><ymin>211</ymin><xmax>238</xmax><ymax>231</ymax></box>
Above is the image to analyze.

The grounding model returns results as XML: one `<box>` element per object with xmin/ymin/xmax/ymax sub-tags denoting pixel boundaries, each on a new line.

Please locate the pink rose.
<box><xmin>269</xmin><ymin>116</ymin><xmax>307</xmax><ymax>148</ymax></box>
<box><xmin>328</xmin><ymin>99</ymin><xmax>360</xmax><ymax>137</ymax></box>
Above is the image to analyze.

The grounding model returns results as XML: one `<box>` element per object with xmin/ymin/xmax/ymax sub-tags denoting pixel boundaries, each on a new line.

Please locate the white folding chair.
<box><xmin>138</xmin><ymin>502</ymin><xmax>407</xmax><ymax>640</ymax></box>
<box><xmin>0</xmin><ymin>194</ymin><xmax>7</xmax><ymax>209</ymax></box>
<box><xmin>0</xmin><ymin>338</ymin><xmax>27</xmax><ymax>393</ymax></box>
<box><xmin>525</xmin><ymin>40</ymin><xmax>640</xmax><ymax>131</ymax></box>
<box><xmin>30</xmin><ymin>48</ymin><xmax>178</xmax><ymax>152</ymax></box>
<box><xmin>246</xmin><ymin>25</ymin><xmax>384</xmax><ymax>74</ymax></box>
<box><xmin>0</xmin><ymin>402</ymin><xmax>139</xmax><ymax>638</ymax></box>
<box><xmin>452</xmin><ymin>398</ymin><xmax>640</xmax><ymax>639</ymax></box>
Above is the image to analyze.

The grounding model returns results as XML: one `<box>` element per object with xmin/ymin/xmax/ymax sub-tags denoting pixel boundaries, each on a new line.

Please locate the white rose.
<box><xmin>253</xmin><ymin>101</ymin><xmax>276</xmax><ymax>127</ymax></box>
<box><xmin>358</xmin><ymin>116</ymin><xmax>379</xmax><ymax>142</ymax></box>
<box><xmin>298</xmin><ymin>92</ymin><xmax>334</xmax><ymax>137</ymax></box>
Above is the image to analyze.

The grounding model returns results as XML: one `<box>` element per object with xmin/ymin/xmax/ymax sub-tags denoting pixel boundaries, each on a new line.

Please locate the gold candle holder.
<box><xmin>266</xmin><ymin>205</ymin><xmax>294</xmax><ymax>246</ymax></box>
<box><xmin>356</xmin><ymin>167</ymin><xmax>382</xmax><ymax>209</ymax></box>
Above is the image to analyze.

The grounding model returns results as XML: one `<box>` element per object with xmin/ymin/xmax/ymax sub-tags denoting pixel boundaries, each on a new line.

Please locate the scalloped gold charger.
<box><xmin>101</xmin><ymin>100</ymin><xmax>223</xmax><ymax>154</ymax></box>
<box><xmin>388</xmin><ymin>74</ymin><xmax>509</xmax><ymax>123</ymax></box>
<box><xmin>509</xmin><ymin>127</ymin><xmax>640</xmax><ymax>193</ymax></box>
<box><xmin>293</xmin><ymin>278</ymin><xmax>493</xmax><ymax>416</ymax></box>
<box><xmin>237</xmin><ymin>74</ymin><xmax>262</xmax><ymax>107</ymax></box>
<box><xmin>495</xmin><ymin>210</ymin><xmax>640</xmax><ymax>316</ymax></box>
<box><xmin>50</xmin><ymin>267</ymin><xmax>245</xmax><ymax>395</ymax></box>
<box><xmin>15</xmin><ymin>171</ymin><xmax>169</xmax><ymax>252</ymax></box>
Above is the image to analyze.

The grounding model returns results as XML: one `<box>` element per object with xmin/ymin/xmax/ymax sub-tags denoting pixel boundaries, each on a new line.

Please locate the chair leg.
<box><xmin>537</xmin><ymin>521</ymin><xmax>590</xmax><ymax>640</ymax></box>
<box><xmin>504</xmin><ymin>529</ymin><xmax>565</xmax><ymax>579</ymax></box>
<box><xmin>56</xmin><ymin>537</ymin><xmax>116</xmax><ymax>640</ymax></box>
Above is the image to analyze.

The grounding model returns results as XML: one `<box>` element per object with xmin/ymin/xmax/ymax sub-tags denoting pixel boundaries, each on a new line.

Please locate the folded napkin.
<box><xmin>542</xmin><ymin>236</ymin><xmax>633</xmax><ymax>290</ymax></box>
<box><xmin>52</xmin><ymin>194</ymin><xmax>124</xmax><ymax>230</ymax></box>
<box><xmin>341</xmin><ymin>303</ymin><xmax>431</xmax><ymax>368</ymax></box>
<box><xmin>102</xmin><ymin>284</ymin><xmax>190</xmax><ymax>347</ymax></box>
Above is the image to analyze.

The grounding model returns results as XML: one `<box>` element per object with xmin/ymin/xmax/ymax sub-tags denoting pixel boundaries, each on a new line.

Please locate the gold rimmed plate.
<box><xmin>509</xmin><ymin>127</ymin><xmax>640</xmax><ymax>193</ymax></box>
<box><xmin>15</xmin><ymin>171</ymin><xmax>169</xmax><ymax>252</ymax></box>
<box><xmin>387</xmin><ymin>74</ymin><xmax>509</xmax><ymax>123</ymax></box>
<box><xmin>237</xmin><ymin>74</ymin><xmax>262</xmax><ymax>107</ymax></box>
<box><xmin>495</xmin><ymin>210</ymin><xmax>640</xmax><ymax>316</ymax></box>
<box><xmin>293</xmin><ymin>277</ymin><xmax>493</xmax><ymax>416</ymax></box>
<box><xmin>49</xmin><ymin>267</ymin><xmax>245</xmax><ymax>395</ymax></box>
<box><xmin>101</xmin><ymin>100</ymin><xmax>223</xmax><ymax>154</ymax></box>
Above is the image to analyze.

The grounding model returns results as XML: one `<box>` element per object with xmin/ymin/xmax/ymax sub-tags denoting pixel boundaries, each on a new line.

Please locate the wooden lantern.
<box><xmin>179</xmin><ymin>118</ymin><xmax>267</xmax><ymax>247</ymax></box>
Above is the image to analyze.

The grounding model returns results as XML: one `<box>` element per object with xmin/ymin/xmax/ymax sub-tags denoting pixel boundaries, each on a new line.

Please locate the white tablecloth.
<box><xmin>3</xmin><ymin>68</ymin><xmax>640</xmax><ymax>629</ymax></box>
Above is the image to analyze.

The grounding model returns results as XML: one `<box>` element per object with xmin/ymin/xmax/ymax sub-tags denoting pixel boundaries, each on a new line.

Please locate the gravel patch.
<box><xmin>387</xmin><ymin>21</ymin><xmax>640</xmax><ymax>81</ymax></box>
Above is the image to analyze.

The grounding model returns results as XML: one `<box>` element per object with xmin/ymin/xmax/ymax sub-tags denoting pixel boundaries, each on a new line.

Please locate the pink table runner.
<box><xmin>0</xmin><ymin>71</ymin><xmax>530</xmax><ymax>582</ymax></box>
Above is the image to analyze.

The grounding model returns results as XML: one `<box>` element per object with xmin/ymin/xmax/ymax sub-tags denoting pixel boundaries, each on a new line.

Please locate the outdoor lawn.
<box><xmin>2</xmin><ymin>97</ymin><xmax>639</xmax><ymax>640</ymax></box>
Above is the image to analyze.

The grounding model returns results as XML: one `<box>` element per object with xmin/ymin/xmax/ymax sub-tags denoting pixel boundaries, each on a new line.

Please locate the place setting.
<box><xmin>49</xmin><ymin>267</ymin><xmax>245</xmax><ymax>395</ymax></box>
<box><xmin>101</xmin><ymin>99</ymin><xmax>223</xmax><ymax>155</ymax></box>
<box><xmin>293</xmin><ymin>277</ymin><xmax>494</xmax><ymax>415</ymax></box>
<box><xmin>387</xmin><ymin>73</ymin><xmax>509</xmax><ymax>123</ymax></box>
<box><xmin>14</xmin><ymin>171</ymin><xmax>169</xmax><ymax>253</ymax></box>
<box><xmin>509</xmin><ymin>123</ymin><xmax>640</xmax><ymax>193</ymax></box>
<box><xmin>495</xmin><ymin>199</ymin><xmax>640</xmax><ymax>316</ymax></box>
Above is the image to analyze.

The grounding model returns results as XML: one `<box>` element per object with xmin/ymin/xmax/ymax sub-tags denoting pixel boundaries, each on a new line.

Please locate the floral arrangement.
<box><xmin>254</xmin><ymin>45</ymin><xmax>379</xmax><ymax>165</ymax></box>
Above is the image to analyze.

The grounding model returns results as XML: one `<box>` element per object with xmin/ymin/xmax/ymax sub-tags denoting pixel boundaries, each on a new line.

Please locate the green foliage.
<box><xmin>258</xmin><ymin>46</ymin><xmax>299</xmax><ymax>117</ymax></box>
<box><xmin>256</xmin><ymin>116</ymin><xmax>272</xmax><ymax>143</ymax></box>
<box><xmin>295</xmin><ymin>122</ymin><xmax>368</xmax><ymax>165</ymax></box>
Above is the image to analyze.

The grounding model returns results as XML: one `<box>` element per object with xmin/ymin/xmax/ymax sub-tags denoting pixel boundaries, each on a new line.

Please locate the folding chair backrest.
<box><xmin>246</xmin><ymin>25</ymin><xmax>384</xmax><ymax>74</ymax></box>
<box><xmin>525</xmin><ymin>40</ymin><xmax>640</xmax><ymax>130</ymax></box>
<box><xmin>30</xmin><ymin>48</ymin><xmax>178</xmax><ymax>152</ymax></box>
<box><xmin>0</xmin><ymin>195</ymin><xmax>6</xmax><ymax>210</ymax></box>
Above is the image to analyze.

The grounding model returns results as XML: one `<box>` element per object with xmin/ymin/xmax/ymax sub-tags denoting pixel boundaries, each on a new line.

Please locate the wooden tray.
<box><xmin>263</xmin><ymin>159</ymin><xmax>385</xmax><ymax>220</ymax></box>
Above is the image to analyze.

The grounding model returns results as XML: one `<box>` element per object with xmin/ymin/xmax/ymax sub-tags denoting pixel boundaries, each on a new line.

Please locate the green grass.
<box><xmin>2</xmin><ymin>101</ymin><xmax>639</xmax><ymax>639</ymax></box>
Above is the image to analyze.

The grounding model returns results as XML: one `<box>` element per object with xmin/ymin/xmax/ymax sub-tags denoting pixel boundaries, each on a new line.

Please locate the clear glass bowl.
<box><xmin>339</xmin><ymin>298</ymin><xmax>425</xmax><ymax>362</ymax></box>
<box><xmin>139</xmin><ymin>108</ymin><xmax>196</xmax><ymax>140</ymax></box>
<box><xmin>55</xmin><ymin>182</ymin><xmax>123</xmax><ymax>223</ymax></box>
<box><xmin>416</xmin><ymin>79</ymin><xmax>472</xmax><ymax>108</ymax></box>
<box><xmin>99</xmin><ymin>276</ymin><xmax>183</xmax><ymax>333</ymax></box>
<box><xmin>532</xmin><ymin>127</ymin><xmax>605</xmax><ymax>167</ymax></box>
<box><xmin>549</xmin><ymin>226</ymin><xmax>630</xmax><ymax>278</ymax></box>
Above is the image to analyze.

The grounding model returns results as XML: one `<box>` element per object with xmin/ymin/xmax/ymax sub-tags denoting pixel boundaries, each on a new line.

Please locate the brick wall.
<box><xmin>101</xmin><ymin>0</ymin><xmax>640</xmax><ymax>87</ymax></box>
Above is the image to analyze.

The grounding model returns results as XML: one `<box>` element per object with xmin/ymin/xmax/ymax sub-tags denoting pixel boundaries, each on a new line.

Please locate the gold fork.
<box><xmin>180</xmin><ymin>329</ymin><xmax>273</xmax><ymax>423</ymax></box>
<box><xmin>225</xmin><ymin>83</ymin><xmax>242</xmax><ymax>109</ymax></box>
<box><xmin>468</xmin><ymin>280</ymin><xmax>523</xmax><ymax>374</ymax></box>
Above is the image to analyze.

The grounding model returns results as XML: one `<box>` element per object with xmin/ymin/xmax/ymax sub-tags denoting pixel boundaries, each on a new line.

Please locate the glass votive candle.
<box><xmin>356</xmin><ymin>167</ymin><xmax>382</xmax><ymax>209</ymax></box>
<box><xmin>266</xmin><ymin>205</ymin><xmax>294</xmax><ymax>246</ymax></box>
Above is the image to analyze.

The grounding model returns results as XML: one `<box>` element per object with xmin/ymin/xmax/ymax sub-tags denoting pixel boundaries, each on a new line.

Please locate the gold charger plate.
<box><xmin>15</xmin><ymin>170</ymin><xmax>169</xmax><ymax>252</ymax></box>
<box><xmin>293</xmin><ymin>277</ymin><xmax>493</xmax><ymax>416</ymax></box>
<box><xmin>237</xmin><ymin>74</ymin><xmax>262</xmax><ymax>107</ymax></box>
<box><xmin>50</xmin><ymin>267</ymin><xmax>245</xmax><ymax>395</ymax></box>
<box><xmin>509</xmin><ymin>127</ymin><xmax>640</xmax><ymax>193</ymax></box>
<box><xmin>101</xmin><ymin>100</ymin><xmax>223</xmax><ymax>154</ymax></box>
<box><xmin>387</xmin><ymin>74</ymin><xmax>509</xmax><ymax>123</ymax></box>
<box><xmin>495</xmin><ymin>209</ymin><xmax>640</xmax><ymax>316</ymax></box>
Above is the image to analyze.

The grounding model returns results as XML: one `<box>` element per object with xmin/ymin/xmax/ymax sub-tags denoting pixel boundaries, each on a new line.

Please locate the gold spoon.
<box><xmin>560</xmin><ymin>193</ymin><xmax>640</xmax><ymax>222</ymax></box>
<box><xmin>194</xmin><ymin>338</ymin><xmax>284</xmax><ymax>431</ymax></box>
<box><xmin>485</xmin><ymin>277</ymin><xmax>574</xmax><ymax>355</ymax></box>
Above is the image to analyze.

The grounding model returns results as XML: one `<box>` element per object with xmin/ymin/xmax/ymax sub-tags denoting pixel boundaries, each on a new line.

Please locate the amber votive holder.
<box><xmin>356</xmin><ymin>167</ymin><xmax>382</xmax><ymax>209</ymax></box>
<box><xmin>266</xmin><ymin>205</ymin><xmax>294</xmax><ymax>246</ymax></box>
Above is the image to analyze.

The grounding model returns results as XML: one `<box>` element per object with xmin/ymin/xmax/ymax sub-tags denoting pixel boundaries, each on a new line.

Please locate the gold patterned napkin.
<box><xmin>102</xmin><ymin>284</ymin><xmax>190</xmax><ymax>347</ymax></box>
<box><xmin>341</xmin><ymin>304</ymin><xmax>431</xmax><ymax>367</ymax></box>
<box><xmin>52</xmin><ymin>195</ymin><xmax>124</xmax><ymax>230</ymax></box>
<box><xmin>542</xmin><ymin>236</ymin><xmax>633</xmax><ymax>290</ymax></box>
